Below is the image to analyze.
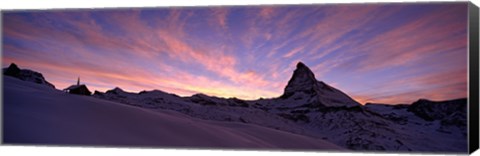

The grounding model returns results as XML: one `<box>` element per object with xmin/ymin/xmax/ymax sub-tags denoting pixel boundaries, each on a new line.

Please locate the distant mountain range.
<box><xmin>3</xmin><ymin>62</ymin><xmax>468</xmax><ymax>152</ymax></box>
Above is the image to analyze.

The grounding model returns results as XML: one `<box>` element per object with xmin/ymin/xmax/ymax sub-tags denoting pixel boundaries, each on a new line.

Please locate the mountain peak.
<box><xmin>106</xmin><ymin>87</ymin><xmax>126</xmax><ymax>94</ymax></box>
<box><xmin>280</xmin><ymin>61</ymin><xmax>360</xmax><ymax>107</ymax></box>
<box><xmin>4</xmin><ymin>63</ymin><xmax>21</xmax><ymax>76</ymax></box>
<box><xmin>283</xmin><ymin>62</ymin><xmax>318</xmax><ymax>97</ymax></box>
<box><xmin>296</xmin><ymin>61</ymin><xmax>307</xmax><ymax>68</ymax></box>
<box><xmin>297</xmin><ymin>61</ymin><xmax>310</xmax><ymax>70</ymax></box>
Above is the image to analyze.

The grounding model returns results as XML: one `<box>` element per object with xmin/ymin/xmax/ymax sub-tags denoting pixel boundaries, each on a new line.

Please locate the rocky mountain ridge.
<box><xmin>3</xmin><ymin>63</ymin><xmax>55</xmax><ymax>88</ymax></box>
<box><xmin>92</xmin><ymin>62</ymin><xmax>467</xmax><ymax>152</ymax></box>
<box><xmin>3</xmin><ymin>62</ymin><xmax>468</xmax><ymax>152</ymax></box>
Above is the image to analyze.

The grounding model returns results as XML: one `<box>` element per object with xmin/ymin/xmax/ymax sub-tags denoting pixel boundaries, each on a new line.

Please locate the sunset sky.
<box><xmin>2</xmin><ymin>3</ymin><xmax>469</xmax><ymax>104</ymax></box>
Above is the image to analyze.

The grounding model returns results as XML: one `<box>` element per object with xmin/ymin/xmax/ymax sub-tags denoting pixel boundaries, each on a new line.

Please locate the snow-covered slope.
<box><xmin>362</xmin><ymin>101</ymin><xmax>467</xmax><ymax>152</ymax></box>
<box><xmin>91</xmin><ymin>62</ymin><xmax>467</xmax><ymax>153</ymax></box>
<box><xmin>2</xmin><ymin>62</ymin><xmax>468</xmax><ymax>153</ymax></box>
<box><xmin>93</xmin><ymin>88</ymin><xmax>308</xmax><ymax>136</ymax></box>
<box><xmin>3</xmin><ymin>76</ymin><xmax>342</xmax><ymax>150</ymax></box>
<box><xmin>407</xmin><ymin>98</ymin><xmax>467</xmax><ymax>123</ymax></box>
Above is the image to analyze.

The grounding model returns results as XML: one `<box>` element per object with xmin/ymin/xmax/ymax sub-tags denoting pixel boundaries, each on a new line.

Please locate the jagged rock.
<box><xmin>4</xmin><ymin>63</ymin><xmax>21</xmax><ymax>77</ymax></box>
<box><xmin>280</xmin><ymin>62</ymin><xmax>359</xmax><ymax>108</ymax></box>
<box><xmin>283</xmin><ymin>62</ymin><xmax>318</xmax><ymax>95</ymax></box>
<box><xmin>3</xmin><ymin>63</ymin><xmax>55</xmax><ymax>88</ymax></box>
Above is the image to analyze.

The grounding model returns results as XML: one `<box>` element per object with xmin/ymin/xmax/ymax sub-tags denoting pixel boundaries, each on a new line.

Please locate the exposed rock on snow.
<box><xmin>281</xmin><ymin>62</ymin><xmax>359</xmax><ymax>108</ymax></box>
<box><xmin>407</xmin><ymin>98</ymin><xmax>467</xmax><ymax>122</ymax></box>
<box><xmin>3</xmin><ymin>63</ymin><xmax>55</xmax><ymax>88</ymax></box>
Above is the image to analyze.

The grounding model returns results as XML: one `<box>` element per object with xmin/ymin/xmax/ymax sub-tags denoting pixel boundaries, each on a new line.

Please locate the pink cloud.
<box><xmin>259</xmin><ymin>6</ymin><xmax>276</xmax><ymax>19</ymax></box>
<box><xmin>282</xmin><ymin>47</ymin><xmax>304</xmax><ymax>58</ymax></box>
<box><xmin>210</xmin><ymin>8</ymin><xmax>229</xmax><ymax>30</ymax></box>
<box><xmin>3</xmin><ymin>5</ymin><xmax>468</xmax><ymax>103</ymax></box>
<box><xmin>6</xmin><ymin>10</ymin><xmax>276</xmax><ymax>95</ymax></box>
<box><xmin>18</xmin><ymin>11</ymin><xmax>278</xmax><ymax>99</ymax></box>
<box><xmin>354</xmin><ymin>5</ymin><xmax>467</xmax><ymax>72</ymax></box>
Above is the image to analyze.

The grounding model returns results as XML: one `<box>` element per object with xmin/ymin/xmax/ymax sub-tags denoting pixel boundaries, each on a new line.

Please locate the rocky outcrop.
<box><xmin>3</xmin><ymin>63</ymin><xmax>55</xmax><ymax>88</ymax></box>
<box><xmin>280</xmin><ymin>62</ymin><xmax>359</xmax><ymax>108</ymax></box>
<box><xmin>407</xmin><ymin>98</ymin><xmax>467</xmax><ymax>122</ymax></box>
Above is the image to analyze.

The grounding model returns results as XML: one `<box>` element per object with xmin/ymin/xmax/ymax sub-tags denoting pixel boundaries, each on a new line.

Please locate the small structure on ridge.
<box><xmin>63</xmin><ymin>77</ymin><xmax>92</xmax><ymax>96</ymax></box>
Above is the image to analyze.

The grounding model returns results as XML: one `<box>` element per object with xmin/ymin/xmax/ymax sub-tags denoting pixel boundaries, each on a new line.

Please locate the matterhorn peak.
<box><xmin>280</xmin><ymin>61</ymin><xmax>360</xmax><ymax>107</ymax></box>
<box><xmin>282</xmin><ymin>62</ymin><xmax>318</xmax><ymax>97</ymax></box>
<box><xmin>295</xmin><ymin>61</ymin><xmax>309</xmax><ymax>70</ymax></box>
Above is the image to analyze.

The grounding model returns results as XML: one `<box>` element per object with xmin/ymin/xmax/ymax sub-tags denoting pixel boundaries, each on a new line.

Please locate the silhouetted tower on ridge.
<box><xmin>77</xmin><ymin>77</ymin><xmax>80</xmax><ymax>86</ymax></box>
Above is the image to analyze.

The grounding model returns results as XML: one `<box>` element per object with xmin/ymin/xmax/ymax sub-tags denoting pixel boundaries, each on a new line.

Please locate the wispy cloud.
<box><xmin>282</xmin><ymin>47</ymin><xmax>303</xmax><ymax>58</ymax></box>
<box><xmin>2</xmin><ymin>3</ymin><xmax>469</xmax><ymax>103</ymax></box>
<box><xmin>210</xmin><ymin>8</ymin><xmax>229</xmax><ymax>30</ymax></box>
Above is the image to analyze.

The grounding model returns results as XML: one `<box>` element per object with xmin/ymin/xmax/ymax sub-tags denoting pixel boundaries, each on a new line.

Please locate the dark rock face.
<box><xmin>3</xmin><ymin>63</ymin><xmax>55</xmax><ymax>89</ymax></box>
<box><xmin>283</xmin><ymin>62</ymin><xmax>318</xmax><ymax>96</ymax></box>
<box><xmin>280</xmin><ymin>62</ymin><xmax>359</xmax><ymax>108</ymax></box>
<box><xmin>4</xmin><ymin>63</ymin><xmax>21</xmax><ymax>77</ymax></box>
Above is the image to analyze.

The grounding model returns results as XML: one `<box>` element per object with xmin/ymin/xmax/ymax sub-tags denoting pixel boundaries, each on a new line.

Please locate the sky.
<box><xmin>2</xmin><ymin>3</ymin><xmax>469</xmax><ymax>104</ymax></box>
